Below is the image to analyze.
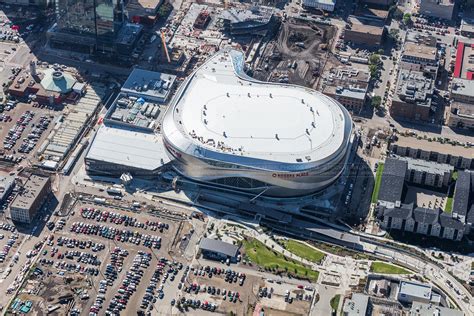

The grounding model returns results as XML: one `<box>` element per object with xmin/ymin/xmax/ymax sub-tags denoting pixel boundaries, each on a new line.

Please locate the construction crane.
<box><xmin>160</xmin><ymin>29</ymin><xmax>171</xmax><ymax>63</ymax></box>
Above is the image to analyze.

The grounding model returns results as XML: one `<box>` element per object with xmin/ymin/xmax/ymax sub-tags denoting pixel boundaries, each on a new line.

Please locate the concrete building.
<box><xmin>460</xmin><ymin>18</ymin><xmax>474</xmax><ymax>38</ymax></box>
<box><xmin>377</xmin><ymin>159</ymin><xmax>472</xmax><ymax>241</ymax></box>
<box><xmin>49</xmin><ymin>0</ymin><xmax>142</xmax><ymax>58</ymax></box>
<box><xmin>9</xmin><ymin>175</ymin><xmax>51</xmax><ymax>224</ymax></box>
<box><xmin>378</xmin><ymin>158</ymin><xmax>407</xmax><ymax>209</ymax></box>
<box><xmin>389</xmin><ymin>136</ymin><xmax>474</xmax><ymax>170</ymax></box>
<box><xmin>345</xmin><ymin>16</ymin><xmax>385</xmax><ymax>47</ymax></box>
<box><xmin>449</xmin><ymin>79</ymin><xmax>474</xmax><ymax>129</ymax></box>
<box><xmin>162</xmin><ymin>49</ymin><xmax>353</xmax><ymax>197</ymax></box>
<box><xmin>121</xmin><ymin>68</ymin><xmax>176</xmax><ymax>103</ymax></box>
<box><xmin>85</xmin><ymin>125</ymin><xmax>170</xmax><ymax>177</ymax></box>
<box><xmin>447</xmin><ymin>102</ymin><xmax>474</xmax><ymax>129</ymax></box>
<box><xmin>452</xmin><ymin>171</ymin><xmax>471</xmax><ymax>223</ymax></box>
<box><xmin>322</xmin><ymin>67</ymin><xmax>370</xmax><ymax>114</ymax></box>
<box><xmin>410</xmin><ymin>302</ymin><xmax>464</xmax><ymax>316</ymax></box>
<box><xmin>397</xmin><ymin>280</ymin><xmax>433</xmax><ymax>304</ymax></box>
<box><xmin>399</xmin><ymin>157</ymin><xmax>453</xmax><ymax>188</ymax></box>
<box><xmin>126</xmin><ymin>0</ymin><xmax>163</xmax><ymax>25</ymax></box>
<box><xmin>343</xmin><ymin>293</ymin><xmax>370</xmax><ymax>316</ymax></box>
<box><xmin>85</xmin><ymin>68</ymin><xmax>176</xmax><ymax>177</ymax></box>
<box><xmin>400</xmin><ymin>42</ymin><xmax>439</xmax><ymax>78</ymax></box>
<box><xmin>390</xmin><ymin>71</ymin><xmax>434</xmax><ymax>121</ymax></box>
<box><xmin>220</xmin><ymin>6</ymin><xmax>275</xmax><ymax>35</ymax></box>
<box><xmin>419</xmin><ymin>0</ymin><xmax>456</xmax><ymax>20</ymax></box>
<box><xmin>450</xmin><ymin>78</ymin><xmax>474</xmax><ymax>103</ymax></box>
<box><xmin>0</xmin><ymin>176</ymin><xmax>15</xmax><ymax>204</ymax></box>
<box><xmin>199</xmin><ymin>238</ymin><xmax>240</xmax><ymax>262</ymax></box>
<box><xmin>302</xmin><ymin>0</ymin><xmax>335</xmax><ymax>11</ymax></box>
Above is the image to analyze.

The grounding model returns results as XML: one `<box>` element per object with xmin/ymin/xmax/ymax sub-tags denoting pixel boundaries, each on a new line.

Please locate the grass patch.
<box><xmin>242</xmin><ymin>238</ymin><xmax>319</xmax><ymax>281</ymax></box>
<box><xmin>444</xmin><ymin>196</ymin><xmax>453</xmax><ymax>213</ymax></box>
<box><xmin>282</xmin><ymin>240</ymin><xmax>325</xmax><ymax>264</ymax></box>
<box><xmin>330</xmin><ymin>294</ymin><xmax>341</xmax><ymax>312</ymax></box>
<box><xmin>370</xmin><ymin>261</ymin><xmax>411</xmax><ymax>274</ymax></box>
<box><xmin>371</xmin><ymin>163</ymin><xmax>385</xmax><ymax>203</ymax></box>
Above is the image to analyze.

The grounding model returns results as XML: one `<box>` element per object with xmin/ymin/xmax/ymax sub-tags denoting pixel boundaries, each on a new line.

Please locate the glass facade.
<box><xmin>54</xmin><ymin>0</ymin><xmax>124</xmax><ymax>48</ymax></box>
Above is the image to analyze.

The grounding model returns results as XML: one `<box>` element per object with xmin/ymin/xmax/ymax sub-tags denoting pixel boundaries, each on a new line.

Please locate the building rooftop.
<box><xmin>322</xmin><ymin>67</ymin><xmax>370</xmax><ymax>100</ymax></box>
<box><xmin>40</xmin><ymin>68</ymin><xmax>76</xmax><ymax>94</ymax></box>
<box><xmin>439</xmin><ymin>212</ymin><xmax>466</xmax><ymax>229</ymax></box>
<box><xmin>451</xmin><ymin>102</ymin><xmax>474</xmax><ymax>120</ymax></box>
<box><xmin>378</xmin><ymin>158</ymin><xmax>407</xmax><ymax>203</ymax></box>
<box><xmin>421</xmin><ymin>0</ymin><xmax>455</xmax><ymax>7</ymax></box>
<box><xmin>461</xmin><ymin>18</ymin><xmax>474</xmax><ymax>34</ymax></box>
<box><xmin>127</xmin><ymin>0</ymin><xmax>162</xmax><ymax>11</ymax></box>
<box><xmin>10</xmin><ymin>175</ymin><xmax>49</xmax><ymax>211</ymax></box>
<box><xmin>343</xmin><ymin>293</ymin><xmax>369</xmax><ymax>316</ymax></box>
<box><xmin>451</xmin><ymin>78</ymin><xmax>474</xmax><ymax>98</ymax></box>
<box><xmin>403</xmin><ymin>42</ymin><xmax>437</xmax><ymax>60</ymax></box>
<box><xmin>355</xmin><ymin>6</ymin><xmax>389</xmax><ymax>21</ymax></box>
<box><xmin>397</xmin><ymin>156</ymin><xmax>454</xmax><ymax>175</ymax></box>
<box><xmin>86</xmin><ymin>125</ymin><xmax>170</xmax><ymax>171</ymax></box>
<box><xmin>393</xmin><ymin>135</ymin><xmax>474</xmax><ymax>157</ymax></box>
<box><xmin>412</xmin><ymin>207</ymin><xmax>439</xmax><ymax>224</ymax></box>
<box><xmin>0</xmin><ymin>176</ymin><xmax>15</xmax><ymax>202</ymax></box>
<box><xmin>347</xmin><ymin>15</ymin><xmax>385</xmax><ymax>35</ymax></box>
<box><xmin>405</xmin><ymin>31</ymin><xmax>437</xmax><ymax>46</ymax></box>
<box><xmin>348</xmin><ymin>23</ymin><xmax>384</xmax><ymax>35</ymax></box>
<box><xmin>163</xmin><ymin>49</ymin><xmax>351</xmax><ymax>166</ymax></box>
<box><xmin>398</xmin><ymin>280</ymin><xmax>432</xmax><ymax>300</ymax></box>
<box><xmin>382</xmin><ymin>203</ymin><xmax>413</xmax><ymax>219</ymax></box>
<box><xmin>452</xmin><ymin>171</ymin><xmax>472</xmax><ymax>221</ymax></box>
<box><xmin>220</xmin><ymin>6</ymin><xmax>274</xmax><ymax>24</ymax></box>
<box><xmin>394</xmin><ymin>70</ymin><xmax>433</xmax><ymax>107</ymax></box>
<box><xmin>122</xmin><ymin>68</ymin><xmax>176</xmax><ymax>102</ymax></box>
<box><xmin>199</xmin><ymin>238</ymin><xmax>240</xmax><ymax>257</ymax></box>
<box><xmin>105</xmin><ymin>93</ymin><xmax>161</xmax><ymax>130</ymax></box>
<box><xmin>116</xmin><ymin>23</ymin><xmax>143</xmax><ymax>46</ymax></box>
<box><xmin>409</xmin><ymin>302</ymin><xmax>464</xmax><ymax>316</ymax></box>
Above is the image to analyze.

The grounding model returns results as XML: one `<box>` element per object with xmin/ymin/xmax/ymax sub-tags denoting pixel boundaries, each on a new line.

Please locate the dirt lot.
<box><xmin>252</xmin><ymin>18</ymin><xmax>339</xmax><ymax>89</ymax></box>
<box><xmin>9</xmin><ymin>200</ymin><xmax>193</xmax><ymax>315</ymax></box>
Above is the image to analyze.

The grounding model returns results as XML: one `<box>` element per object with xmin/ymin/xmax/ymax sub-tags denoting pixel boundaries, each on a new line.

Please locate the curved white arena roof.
<box><xmin>163</xmin><ymin>50</ymin><xmax>352</xmax><ymax>170</ymax></box>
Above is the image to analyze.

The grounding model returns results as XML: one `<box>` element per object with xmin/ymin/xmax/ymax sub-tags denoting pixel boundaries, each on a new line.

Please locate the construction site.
<box><xmin>250</xmin><ymin>18</ymin><xmax>339</xmax><ymax>89</ymax></box>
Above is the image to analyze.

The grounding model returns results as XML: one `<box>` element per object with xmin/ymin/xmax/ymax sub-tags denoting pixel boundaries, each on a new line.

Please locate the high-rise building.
<box><xmin>48</xmin><ymin>0</ymin><xmax>140</xmax><ymax>56</ymax></box>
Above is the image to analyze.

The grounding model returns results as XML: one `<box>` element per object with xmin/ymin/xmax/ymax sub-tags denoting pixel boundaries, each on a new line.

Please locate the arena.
<box><xmin>162</xmin><ymin>50</ymin><xmax>353</xmax><ymax>197</ymax></box>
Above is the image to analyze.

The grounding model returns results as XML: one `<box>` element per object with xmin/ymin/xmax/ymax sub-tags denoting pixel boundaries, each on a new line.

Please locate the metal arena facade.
<box><xmin>162</xmin><ymin>50</ymin><xmax>353</xmax><ymax>197</ymax></box>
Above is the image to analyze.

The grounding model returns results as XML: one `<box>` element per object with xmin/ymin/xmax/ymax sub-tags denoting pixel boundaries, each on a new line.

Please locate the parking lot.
<box><xmin>10</xmin><ymin>201</ymin><xmax>192</xmax><ymax>315</ymax></box>
<box><xmin>0</xmin><ymin>101</ymin><xmax>57</xmax><ymax>164</ymax></box>
<box><xmin>0</xmin><ymin>222</ymin><xmax>21</xmax><ymax>273</ymax></box>
<box><xmin>175</xmin><ymin>264</ymin><xmax>260</xmax><ymax>315</ymax></box>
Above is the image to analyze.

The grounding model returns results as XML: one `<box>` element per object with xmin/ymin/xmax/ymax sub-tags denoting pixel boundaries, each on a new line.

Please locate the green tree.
<box><xmin>403</xmin><ymin>13</ymin><xmax>412</xmax><ymax>25</ymax></box>
<box><xmin>389</xmin><ymin>28</ymin><xmax>399</xmax><ymax>40</ymax></box>
<box><xmin>369</xmin><ymin>64</ymin><xmax>379</xmax><ymax>78</ymax></box>
<box><xmin>369</xmin><ymin>54</ymin><xmax>381</xmax><ymax>65</ymax></box>
<box><xmin>371</xmin><ymin>96</ymin><xmax>382</xmax><ymax>108</ymax></box>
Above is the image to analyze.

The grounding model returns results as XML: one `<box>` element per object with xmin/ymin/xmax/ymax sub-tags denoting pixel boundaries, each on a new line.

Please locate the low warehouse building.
<box><xmin>199</xmin><ymin>238</ymin><xmax>240</xmax><ymax>262</ymax></box>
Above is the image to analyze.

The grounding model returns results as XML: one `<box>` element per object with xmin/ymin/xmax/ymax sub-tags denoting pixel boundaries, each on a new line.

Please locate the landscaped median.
<box><xmin>241</xmin><ymin>238</ymin><xmax>319</xmax><ymax>282</ymax></box>
<box><xmin>371</xmin><ymin>163</ymin><xmax>385</xmax><ymax>203</ymax></box>
<box><xmin>330</xmin><ymin>294</ymin><xmax>341</xmax><ymax>313</ymax></box>
<box><xmin>370</xmin><ymin>261</ymin><xmax>412</xmax><ymax>275</ymax></box>
<box><xmin>281</xmin><ymin>239</ymin><xmax>325</xmax><ymax>264</ymax></box>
